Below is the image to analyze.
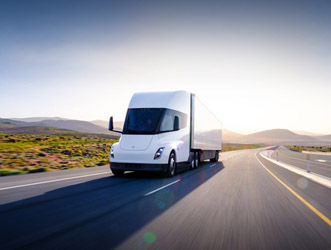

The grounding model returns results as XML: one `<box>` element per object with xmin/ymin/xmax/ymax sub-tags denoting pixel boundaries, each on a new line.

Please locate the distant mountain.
<box><xmin>0</xmin><ymin>125</ymin><xmax>117</xmax><ymax>139</ymax></box>
<box><xmin>10</xmin><ymin>117</ymin><xmax>68</xmax><ymax>122</ymax></box>
<box><xmin>313</xmin><ymin>135</ymin><xmax>331</xmax><ymax>142</ymax></box>
<box><xmin>0</xmin><ymin>118</ymin><xmax>120</xmax><ymax>137</ymax></box>
<box><xmin>222</xmin><ymin>128</ymin><xmax>330</xmax><ymax>145</ymax></box>
<box><xmin>240</xmin><ymin>129</ymin><xmax>324</xmax><ymax>145</ymax></box>
<box><xmin>292</xmin><ymin>130</ymin><xmax>323</xmax><ymax>136</ymax></box>
<box><xmin>2</xmin><ymin>117</ymin><xmax>330</xmax><ymax>145</ymax></box>
<box><xmin>0</xmin><ymin>118</ymin><xmax>45</xmax><ymax>127</ymax></box>
<box><xmin>38</xmin><ymin>119</ymin><xmax>119</xmax><ymax>136</ymax></box>
<box><xmin>222</xmin><ymin>129</ymin><xmax>244</xmax><ymax>143</ymax></box>
<box><xmin>91</xmin><ymin>120</ymin><xmax>124</xmax><ymax>130</ymax></box>
<box><xmin>91</xmin><ymin>120</ymin><xmax>109</xmax><ymax>128</ymax></box>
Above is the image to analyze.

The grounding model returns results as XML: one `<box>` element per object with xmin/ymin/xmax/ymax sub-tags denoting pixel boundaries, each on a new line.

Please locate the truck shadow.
<box><xmin>0</xmin><ymin>162</ymin><xmax>224</xmax><ymax>250</ymax></box>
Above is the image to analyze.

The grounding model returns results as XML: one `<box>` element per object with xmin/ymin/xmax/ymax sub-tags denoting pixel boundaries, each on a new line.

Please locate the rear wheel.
<box><xmin>111</xmin><ymin>169</ymin><xmax>125</xmax><ymax>177</ymax></box>
<box><xmin>210</xmin><ymin>151</ymin><xmax>219</xmax><ymax>162</ymax></box>
<box><xmin>194</xmin><ymin>152</ymin><xmax>199</xmax><ymax>168</ymax></box>
<box><xmin>190</xmin><ymin>153</ymin><xmax>195</xmax><ymax>170</ymax></box>
<box><xmin>166</xmin><ymin>152</ymin><xmax>177</xmax><ymax>177</ymax></box>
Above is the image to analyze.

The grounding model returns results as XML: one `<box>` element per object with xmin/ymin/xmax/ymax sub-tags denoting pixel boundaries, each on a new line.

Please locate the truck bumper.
<box><xmin>110</xmin><ymin>163</ymin><xmax>168</xmax><ymax>172</ymax></box>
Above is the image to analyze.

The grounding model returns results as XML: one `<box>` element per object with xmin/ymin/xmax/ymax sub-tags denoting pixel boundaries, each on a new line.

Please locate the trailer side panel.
<box><xmin>191</xmin><ymin>94</ymin><xmax>222</xmax><ymax>151</ymax></box>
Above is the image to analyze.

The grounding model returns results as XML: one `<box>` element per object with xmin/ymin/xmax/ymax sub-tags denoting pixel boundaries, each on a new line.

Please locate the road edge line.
<box><xmin>278</xmin><ymin>149</ymin><xmax>331</xmax><ymax>167</ymax></box>
<box><xmin>260</xmin><ymin>151</ymin><xmax>331</xmax><ymax>189</ymax></box>
<box><xmin>255</xmin><ymin>152</ymin><xmax>331</xmax><ymax>228</ymax></box>
<box><xmin>0</xmin><ymin>172</ymin><xmax>110</xmax><ymax>191</ymax></box>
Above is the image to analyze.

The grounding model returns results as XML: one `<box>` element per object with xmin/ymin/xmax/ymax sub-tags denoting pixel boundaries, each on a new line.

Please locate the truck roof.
<box><xmin>128</xmin><ymin>91</ymin><xmax>191</xmax><ymax>114</ymax></box>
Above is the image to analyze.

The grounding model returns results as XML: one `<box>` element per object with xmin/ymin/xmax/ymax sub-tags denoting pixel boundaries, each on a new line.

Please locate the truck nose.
<box><xmin>120</xmin><ymin>134</ymin><xmax>154</xmax><ymax>151</ymax></box>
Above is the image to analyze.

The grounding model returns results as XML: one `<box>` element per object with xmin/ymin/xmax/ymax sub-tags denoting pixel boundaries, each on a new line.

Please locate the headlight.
<box><xmin>154</xmin><ymin>147</ymin><xmax>165</xmax><ymax>160</ymax></box>
<box><xmin>110</xmin><ymin>147</ymin><xmax>115</xmax><ymax>158</ymax></box>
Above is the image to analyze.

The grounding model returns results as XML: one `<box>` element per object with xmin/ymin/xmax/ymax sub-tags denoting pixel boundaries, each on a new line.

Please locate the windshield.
<box><xmin>123</xmin><ymin>108</ymin><xmax>163</xmax><ymax>134</ymax></box>
<box><xmin>123</xmin><ymin>108</ymin><xmax>188</xmax><ymax>135</ymax></box>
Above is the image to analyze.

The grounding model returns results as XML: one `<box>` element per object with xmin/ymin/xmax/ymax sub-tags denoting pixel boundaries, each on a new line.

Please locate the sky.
<box><xmin>0</xmin><ymin>0</ymin><xmax>330</xmax><ymax>134</ymax></box>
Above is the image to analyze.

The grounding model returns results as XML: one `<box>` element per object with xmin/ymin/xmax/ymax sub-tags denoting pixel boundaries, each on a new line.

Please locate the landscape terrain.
<box><xmin>0</xmin><ymin>133</ymin><xmax>117</xmax><ymax>176</ymax></box>
<box><xmin>0</xmin><ymin>117</ymin><xmax>330</xmax><ymax>176</ymax></box>
<box><xmin>2</xmin><ymin>117</ymin><xmax>330</xmax><ymax>146</ymax></box>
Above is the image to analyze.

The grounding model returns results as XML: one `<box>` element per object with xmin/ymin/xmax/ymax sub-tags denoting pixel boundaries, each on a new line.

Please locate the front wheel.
<box><xmin>166</xmin><ymin>152</ymin><xmax>177</xmax><ymax>177</ymax></box>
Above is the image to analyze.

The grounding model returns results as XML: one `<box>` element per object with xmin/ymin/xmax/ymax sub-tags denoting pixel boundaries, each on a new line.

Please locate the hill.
<box><xmin>222</xmin><ymin>129</ymin><xmax>244</xmax><ymax>143</ymax></box>
<box><xmin>0</xmin><ymin>118</ymin><xmax>44</xmax><ymax>127</ymax></box>
<box><xmin>2</xmin><ymin>117</ymin><xmax>330</xmax><ymax>145</ymax></box>
<box><xmin>91</xmin><ymin>120</ymin><xmax>124</xmax><ymax>130</ymax></box>
<box><xmin>1</xmin><ymin>118</ymin><xmax>120</xmax><ymax>137</ymax></box>
<box><xmin>313</xmin><ymin>135</ymin><xmax>331</xmax><ymax>142</ymax></box>
<box><xmin>292</xmin><ymin>130</ymin><xmax>323</xmax><ymax>136</ymax></box>
<box><xmin>0</xmin><ymin>125</ymin><xmax>118</xmax><ymax>139</ymax></box>
<box><xmin>10</xmin><ymin>117</ymin><xmax>68</xmax><ymax>122</ymax></box>
<box><xmin>40</xmin><ymin>119</ymin><xmax>108</xmax><ymax>134</ymax></box>
<box><xmin>222</xmin><ymin>128</ymin><xmax>330</xmax><ymax>146</ymax></box>
<box><xmin>240</xmin><ymin>129</ymin><xmax>322</xmax><ymax>145</ymax></box>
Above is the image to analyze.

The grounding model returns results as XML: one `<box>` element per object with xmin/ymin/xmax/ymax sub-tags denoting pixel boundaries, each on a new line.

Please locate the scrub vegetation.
<box><xmin>0</xmin><ymin>132</ymin><xmax>265</xmax><ymax>177</ymax></box>
<box><xmin>0</xmin><ymin>133</ymin><xmax>117</xmax><ymax>176</ymax></box>
<box><xmin>288</xmin><ymin>145</ymin><xmax>331</xmax><ymax>153</ymax></box>
<box><xmin>222</xmin><ymin>143</ymin><xmax>264</xmax><ymax>152</ymax></box>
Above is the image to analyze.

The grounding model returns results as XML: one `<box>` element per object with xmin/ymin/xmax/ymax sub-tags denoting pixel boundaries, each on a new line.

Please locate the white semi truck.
<box><xmin>108</xmin><ymin>91</ymin><xmax>222</xmax><ymax>177</ymax></box>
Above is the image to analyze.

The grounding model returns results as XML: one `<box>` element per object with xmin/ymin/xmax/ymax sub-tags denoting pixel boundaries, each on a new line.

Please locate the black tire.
<box><xmin>210</xmin><ymin>151</ymin><xmax>219</xmax><ymax>162</ymax></box>
<box><xmin>190</xmin><ymin>153</ymin><xmax>195</xmax><ymax>170</ymax></box>
<box><xmin>194</xmin><ymin>152</ymin><xmax>199</xmax><ymax>168</ymax></box>
<box><xmin>166</xmin><ymin>152</ymin><xmax>177</xmax><ymax>177</ymax></box>
<box><xmin>111</xmin><ymin>169</ymin><xmax>125</xmax><ymax>177</ymax></box>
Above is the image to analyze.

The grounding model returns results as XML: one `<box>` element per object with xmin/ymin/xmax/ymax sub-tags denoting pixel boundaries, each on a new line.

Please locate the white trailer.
<box><xmin>108</xmin><ymin>91</ymin><xmax>222</xmax><ymax>177</ymax></box>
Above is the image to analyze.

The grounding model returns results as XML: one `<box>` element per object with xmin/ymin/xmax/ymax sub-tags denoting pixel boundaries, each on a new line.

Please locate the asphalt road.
<box><xmin>274</xmin><ymin>146</ymin><xmax>331</xmax><ymax>178</ymax></box>
<box><xmin>0</xmin><ymin>148</ymin><xmax>330</xmax><ymax>250</ymax></box>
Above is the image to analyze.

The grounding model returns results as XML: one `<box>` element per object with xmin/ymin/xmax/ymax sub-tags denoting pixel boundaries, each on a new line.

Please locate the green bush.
<box><xmin>28</xmin><ymin>167</ymin><xmax>50</xmax><ymax>173</ymax></box>
<box><xmin>0</xmin><ymin>169</ymin><xmax>25</xmax><ymax>176</ymax></box>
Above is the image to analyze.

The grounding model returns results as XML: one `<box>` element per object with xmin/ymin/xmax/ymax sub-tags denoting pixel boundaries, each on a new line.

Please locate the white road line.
<box><xmin>260</xmin><ymin>151</ymin><xmax>331</xmax><ymax>189</ymax></box>
<box><xmin>210</xmin><ymin>164</ymin><xmax>217</xmax><ymax>168</ymax></box>
<box><xmin>0</xmin><ymin>172</ymin><xmax>110</xmax><ymax>191</ymax></box>
<box><xmin>317</xmin><ymin>160</ymin><xmax>327</xmax><ymax>163</ymax></box>
<box><xmin>144</xmin><ymin>179</ymin><xmax>181</xmax><ymax>196</ymax></box>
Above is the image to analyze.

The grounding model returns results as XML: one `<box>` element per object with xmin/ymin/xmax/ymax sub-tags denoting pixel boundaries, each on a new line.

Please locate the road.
<box><xmin>274</xmin><ymin>146</ymin><xmax>331</xmax><ymax>178</ymax></box>
<box><xmin>0</xmin><ymin>148</ymin><xmax>330</xmax><ymax>250</ymax></box>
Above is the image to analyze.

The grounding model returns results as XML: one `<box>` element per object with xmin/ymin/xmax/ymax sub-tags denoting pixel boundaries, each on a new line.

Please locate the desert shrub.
<box><xmin>0</xmin><ymin>169</ymin><xmax>24</xmax><ymax>176</ymax></box>
<box><xmin>96</xmin><ymin>160</ymin><xmax>109</xmax><ymax>166</ymax></box>
<box><xmin>28</xmin><ymin>167</ymin><xmax>50</xmax><ymax>173</ymax></box>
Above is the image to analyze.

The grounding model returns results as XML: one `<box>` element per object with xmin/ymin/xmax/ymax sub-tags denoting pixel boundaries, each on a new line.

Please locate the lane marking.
<box><xmin>144</xmin><ymin>179</ymin><xmax>181</xmax><ymax>196</ymax></box>
<box><xmin>0</xmin><ymin>172</ymin><xmax>110</xmax><ymax>191</ymax></box>
<box><xmin>317</xmin><ymin>160</ymin><xmax>327</xmax><ymax>163</ymax></box>
<box><xmin>260</xmin><ymin>151</ymin><xmax>331</xmax><ymax>189</ymax></box>
<box><xmin>210</xmin><ymin>164</ymin><xmax>217</xmax><ymax>168</ymax></box>
<box><xmin>255</xmin><ymin>152</ymin><xmax>331</xmax><ymax>227</ymax></box>
<box><xmin>278</xmin><ymin>151</ymin><xmax>331</xmax><ymax>167</ymax></box>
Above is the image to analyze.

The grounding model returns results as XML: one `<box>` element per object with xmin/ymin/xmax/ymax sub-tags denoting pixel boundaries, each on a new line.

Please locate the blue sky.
<box><xmin>1</xmin><ymin>0</ymin><xmax>330</xmax><ymax>134</ymax></box>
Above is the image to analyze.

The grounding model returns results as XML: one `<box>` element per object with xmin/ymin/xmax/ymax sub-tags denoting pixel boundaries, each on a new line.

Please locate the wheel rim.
<box><xmin>195</xmin><ymin>155</ymin><xmax>198</xmax><ymax>168</ymax></box>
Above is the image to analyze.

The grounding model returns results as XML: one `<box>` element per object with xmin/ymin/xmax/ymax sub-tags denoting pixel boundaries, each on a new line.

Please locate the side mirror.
<box><xmin>174</xmin><ymin>116</ymin><xmax>179</xmax><ymax>131</ymax></box>
<box><xmin>108</xmin><ymin>116</ymin><xmax>114</xmax><ymax>131</ymax></box>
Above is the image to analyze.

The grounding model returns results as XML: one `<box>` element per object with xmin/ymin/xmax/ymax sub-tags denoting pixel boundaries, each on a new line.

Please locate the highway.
<box><xmin>275</xmin><ymin>146</ymin><xmax>331</xmax><ymax>178</ymax></box>
<box><xmin>0</xmin><ymin>148</ymin><xmax>330</xmax><ymax>250</ymax></box>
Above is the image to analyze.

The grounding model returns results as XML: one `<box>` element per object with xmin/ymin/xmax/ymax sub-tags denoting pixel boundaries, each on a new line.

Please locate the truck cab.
<box><xmin>109</xmin><ymin>91</ymin><xmax>191</xmax><ymax>177</ymax></box>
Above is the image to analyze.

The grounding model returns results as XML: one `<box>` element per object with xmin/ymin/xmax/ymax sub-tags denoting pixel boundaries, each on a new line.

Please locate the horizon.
<box><xmin>3</xmin><ymin>116</ymin><xmax>329</xmax><ymax>136</ymax></box>
<box><xmin>1</xmin><ymin>0</ymin><xmax>330</xmax><ymax>134</ymax></box>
